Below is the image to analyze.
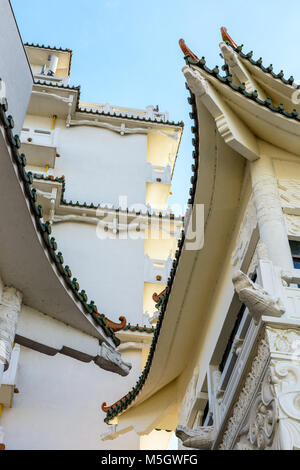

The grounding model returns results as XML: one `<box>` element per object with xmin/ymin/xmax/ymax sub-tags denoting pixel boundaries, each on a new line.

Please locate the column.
<box><xmin>250</xmin><ymin>155</ymin><xmax>294</xmax><ymax>270</ymax></box>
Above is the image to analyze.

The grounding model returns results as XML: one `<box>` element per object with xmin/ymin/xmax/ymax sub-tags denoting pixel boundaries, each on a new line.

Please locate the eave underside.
<box><xmin>106</xmin><ymin>99</ymin><xmax>246</xmax><ymax>433</ymax></box>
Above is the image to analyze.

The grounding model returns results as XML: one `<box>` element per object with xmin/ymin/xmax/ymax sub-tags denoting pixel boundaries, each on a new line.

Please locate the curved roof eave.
<box><xmin>0</xmin><ymin>95</ymin><xmax>120</xmax><ymax>348</ymax></box>
<box><xmin>103</xmin><ymin>65</ymin><xmax>247</xmax><ymax>426</ymax></box>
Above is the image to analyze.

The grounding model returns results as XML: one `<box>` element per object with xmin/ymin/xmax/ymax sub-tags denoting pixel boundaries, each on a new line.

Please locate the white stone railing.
<box><xmin>146</xmin><ymin>162</ymin><xmax>171</xmax><ymax>185</ymax></box>
<box><xmin>34</xmin><ymin>74</ymin><xmax>70</xmax><ymax>87</ymax></box>
<box><xmin>21</xmin><ymin>126</ymin><xmax>56</xmax><ymax>148</ymax></box>
<box><xmin>79</xmin><ymin>102</ymin><xmax>169</xmax><ymax>123</ymax></box>
<box><xmin>144</xmin><ymin>255</ymin><xmax>172</xmax><ymax>284</ymax></box>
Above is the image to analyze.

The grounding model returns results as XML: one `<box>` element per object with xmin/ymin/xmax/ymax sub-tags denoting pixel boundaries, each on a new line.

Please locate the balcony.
<box><xmin>146</xmin><ymin>162</ymin><xmax>171</xmax><ymax>185</ymax></box>
<box><xmin>144</xmin><ymin>255</ymin><xmax>172</xmax><ymax>284</ymax></box>
<box><xmin>20</xmin><ymin>126</ymin><xmax>57</xmax><ymax>168</ymax></box>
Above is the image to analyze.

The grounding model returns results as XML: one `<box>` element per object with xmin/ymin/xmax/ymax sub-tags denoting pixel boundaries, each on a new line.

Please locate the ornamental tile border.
<box><xmin>123</xmin><ymin>324</ymin><xmax>155</xmax><ymax>334</ymax></box>
<box><xmin>226</xmin><ymin>41</ymin><xmax>298</xmax><ymax>89</ymax></box>
<box><xmin>77</xmin><ymin>106</ymin><xmax>184</xmax><ymax>127</ymax></box>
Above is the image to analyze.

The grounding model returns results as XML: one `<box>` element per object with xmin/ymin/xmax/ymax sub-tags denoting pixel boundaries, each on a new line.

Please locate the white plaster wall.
<box><xmin>52</xmin><ymin>222</ymin><xmax>145</xmax><ymax>325</ymax></box>
<box><xmin>1</xmin><ymin>345</ymin><xmax>141</xmax><ymax>450</ymax></box>
<box><xmin>0</xmin><ymin>0</ymin><xmax>32</xmax><ymax>134</ymax></box>
<box><xmin>54</xmin><ymin>123</ymin><xmax>148</xmax><ymax>206</ymax></box>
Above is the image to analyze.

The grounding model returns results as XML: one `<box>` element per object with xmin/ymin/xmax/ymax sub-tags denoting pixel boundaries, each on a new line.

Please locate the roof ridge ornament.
<box><xmin>102</xmin><ymin>315</ymin><xmax>127</xmax><ymax>332</ymax></box>
<box><xmin>179</xmin><ymin>39</ymin><xmax>199</xmax><ymax>63</ymax></box>
<box><xmin>220</xmin><ymin>26</ymin><xmax>238</xmax><ymax>49</ymax></box>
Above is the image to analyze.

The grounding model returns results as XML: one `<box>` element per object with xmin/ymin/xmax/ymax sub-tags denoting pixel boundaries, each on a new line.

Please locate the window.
<box><xmin>219</xmin><ymin>272</ymin><xmax>257</xmax><ymax>374</ymax></box>
<box><xmin>289</xmin><ymin>240</ymin><xmax>300</xmax><ymax>269</ymax></box>
<box><xmin>219</xmin><ymin>303</ymin><xmax>246</xmax><ymax>373</ymax></box>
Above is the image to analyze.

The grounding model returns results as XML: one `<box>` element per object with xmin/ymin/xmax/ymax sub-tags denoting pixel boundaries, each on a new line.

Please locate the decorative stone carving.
<box><xmin>100</xmin><ymin>424</ymin><xmax>118</xmax><ymax>441</ymax></box>
<box><xmin>219</xmin><ymin>331</ymin><xmax>270</xmax><ymax>449</ymax></box>
<box><xmin>182</xmin><ymin>66</ymin><xmax>209</xmax><ymax>98</ymax></box>
<box><xmin>266</xmin><ymin>327</ymin><xmax>300</xmax><ymax>356</ymax></box>
<box><xmin>95</xmin><ymin>342</ymin><xmax>131</xmax><ymax>377</ymax></box>
<box><xmin>215</xmin><ymin>114</ymin><xmax>234</xmax><ymax>145</ymax></box>
<box><xmin>0</xmin><ymin>287</ymin><xmax>22</xmax><ymax>372</ymax></box>
<box><xmin>219</xmin><ymin>326</ymin><xmax>300</xmax><ymax>450</ymax></box>
<box><xmin>232</xmin><ymin>270</ymin><xmax>285</xmax><ymax>323</ymax></box>
<box><xmin>234</xmin><ymin>369</ymin><xmax>277</xmax><ymax>450</ymax></box>
<box><xmin>176</xmin><ymin>425</ymin><xmax>215</xmax><ymax>450</ymax></box>
<box><xmin>231</xmin><ymin>197</ymin><xmax>257</xmax><ymax>268</ymax></box>
<box><xmin>219</xmin><ymin>41</ymin><xmax>259</xmax><ymax>95</ymax></box>
<box><xmin>278</xmin><ymin>179</ymin><xmax>300</xmax><ymax>212</ymax></box>
<box><xmin>284</xmin><ymin>214</ymin><xmax>300</xmax><ymax>237</ymax></box>
<box><xmin>270</xmin><ymin>361</ymin><xmax>300</xmax><ymax>450</ymax></box>
<box><xmin>234</xmin><ymin>360</ymin><xmax>300</xmax><ymax>450</ymax></box>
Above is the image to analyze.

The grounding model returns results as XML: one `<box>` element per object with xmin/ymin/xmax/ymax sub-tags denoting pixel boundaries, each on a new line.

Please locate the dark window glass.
<box><xmin>219</xmin><ymin>303</ymin><xmax>246</xmax><ymax>373</ymax></box>
<box><xmin>219</xmin><ymin>273</ymin><xmax>257</xmax><ymax>373</ymax></box>
<box><xmin>201</xmin><ymin>401</ymin><xmax>213</xmax><ymax>426</ymax></box>
<box><xmin>289</xmin><ymin>240</ymin><xmax>300</xmax><ymax>269</ymax></box>
<box><xmin>289</xmin><ymin>240</ymin><xmax>300</xmax><ymax>287</ymax></box>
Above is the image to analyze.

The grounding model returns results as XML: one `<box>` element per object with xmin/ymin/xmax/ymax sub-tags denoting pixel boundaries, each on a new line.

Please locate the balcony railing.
<box><xmin>144</xmin><ymin>255</ymin><xmax>172</xmax><ymax>284</ymax></box>
<box><xmin>21</xmin><ymin>127</ymin><xmax>56</xmax><ymax>147</ymax></box>
<box><xmin>34</xmin><ymin>74</ymin><xmax>70</xmax><ymax>87</ymax></box>
<box><xmin>146</xmin><ymin>163</ymin><xmax>171</xmax><ymax>185</ymax></box>
<box><xmin>20</xmin><ymin>127</ymin><xmax>57</xmax><ymax>168</ymax></box>
<box><xmin>79</xmin><ymin>102</ymin><xmax>169</xmax><ymax>123</ymax></box>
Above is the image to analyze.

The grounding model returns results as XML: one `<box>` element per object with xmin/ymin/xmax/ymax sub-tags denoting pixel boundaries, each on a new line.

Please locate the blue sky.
<box><xmin>11</xmin><ymin>0</ymin><xmax>300</xmax><ymax>209</ymax></box>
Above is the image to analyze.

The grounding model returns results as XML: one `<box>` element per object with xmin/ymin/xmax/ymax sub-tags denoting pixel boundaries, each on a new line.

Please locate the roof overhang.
<box><xmin>103</xmin><ymin>78</ymin><xmax>247</xmax><ymax>436</ymax></box>
<box><xmin>103</xmin><ymin>36</ymin><xmax>300</xmax><ymax>436</ymax></box>
<box><xmin>24</xmin><ymin>44</ymin><xmax>72</xmax><ymax>77</ymax></box>
<box><xmin>27</xmin><ymin>83</ymin><xmax>78</xmax><ymax>118</ymax></box>
<box><xmin>0</xmin><ymin>117</ymin><xmax>112</xmax><ymax>343</ymax></box>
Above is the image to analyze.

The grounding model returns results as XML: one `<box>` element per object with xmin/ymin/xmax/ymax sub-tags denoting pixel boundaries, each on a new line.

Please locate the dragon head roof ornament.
<box><xmin>220</xmin><ymin>26</ymin><xmax>238</xmax><ymax>49</ymax></box>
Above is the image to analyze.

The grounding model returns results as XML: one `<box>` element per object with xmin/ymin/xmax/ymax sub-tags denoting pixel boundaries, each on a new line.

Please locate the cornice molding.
<box><xmin>69</xmin><ymin>118</ymin><xmax>180</xmax><ymax>139</ymax></box>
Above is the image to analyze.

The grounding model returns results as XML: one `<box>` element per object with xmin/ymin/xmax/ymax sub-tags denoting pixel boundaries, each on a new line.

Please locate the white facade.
<box><xmin>0</xmin><ymin>9</ymin><xmax>183</xmax><ymax>450</ymax></box>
